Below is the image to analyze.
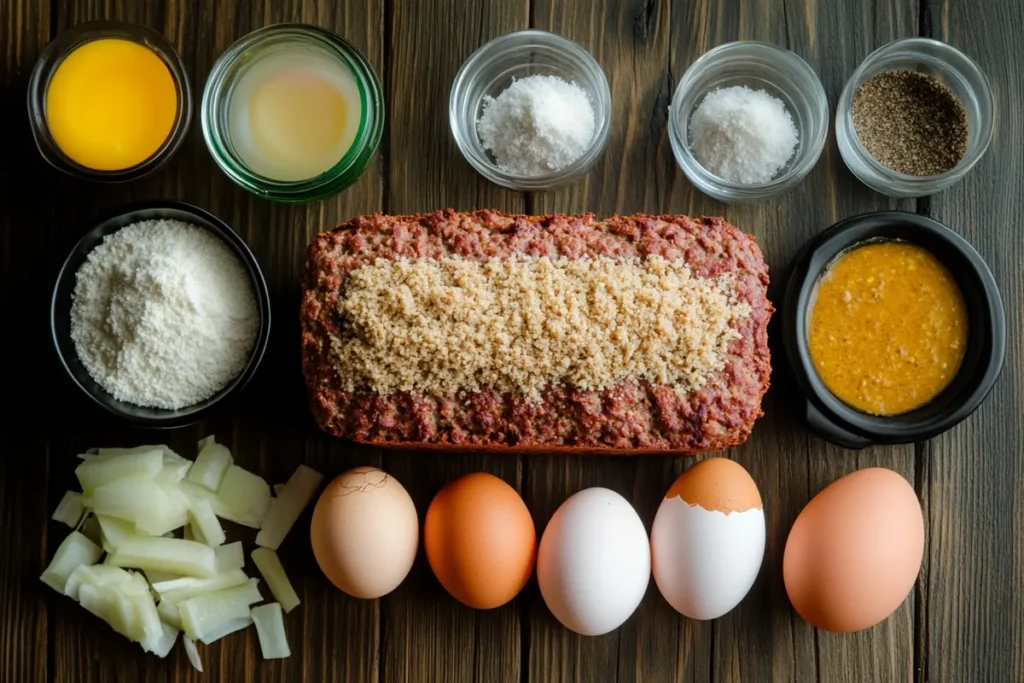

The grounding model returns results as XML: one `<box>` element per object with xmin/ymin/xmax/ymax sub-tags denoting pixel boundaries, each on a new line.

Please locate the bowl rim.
<box><xmin>781</xmin><ymin>211</ymin><xmax>1006</xmax><ymax>448</ymax></box>
<box><xmin>50</xmin><ymin>200</ymin><xmax>271</xmax><ymax>428</ymax></box>
<box><xmin>26</xmin><ymin>20</ymin><xmax>193</xmax><ymax>183</ymax></box>
<box><xmin>200</xmin><ymin>23</ymin><xmax>385</xmax><ymax>203</ymax></box>
<box><xmin>667</xmin><ymin>40</ymin><xmax>829</xmax><ymax>202</ymax></box>
<box><xmin>834</xmin><ymin>37</ymin><xmax>995</xmax><ymax>196</ymax></box>
<box><xmin>448</xmin><ymin>28</ymin><xmax>612</xmax><ymax>191</ymax></box>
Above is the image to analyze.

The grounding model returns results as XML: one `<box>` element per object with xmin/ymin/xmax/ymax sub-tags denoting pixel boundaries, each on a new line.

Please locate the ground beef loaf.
<box><xmin>301</xmin><ymin>210</ymin><xmax>773</xmax><ymax>454</ymax></box>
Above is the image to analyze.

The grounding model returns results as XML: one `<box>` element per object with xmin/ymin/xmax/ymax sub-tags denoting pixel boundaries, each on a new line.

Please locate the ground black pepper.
<box><xmin>852</xmin><ymin>69</ymin><xmax>968</xmax><ymax>176</ymax></box>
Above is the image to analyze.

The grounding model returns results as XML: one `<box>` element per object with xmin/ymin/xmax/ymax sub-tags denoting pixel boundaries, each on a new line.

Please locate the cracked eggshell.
<box><xmin>310</xmin><ymin>466</ymin><xmax>418</xmax><ymax>599</ymax></box>
<box><xmin>651</xmin><ymin>458</ymin><xmax>765</xmax><ymax>620</ymax></box>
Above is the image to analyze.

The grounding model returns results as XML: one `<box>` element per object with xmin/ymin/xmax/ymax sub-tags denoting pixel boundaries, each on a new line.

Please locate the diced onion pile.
<box><xmin>40</xmin><ymin>437</ymin><xmax>323</xmax><ymax>670</ymax></box>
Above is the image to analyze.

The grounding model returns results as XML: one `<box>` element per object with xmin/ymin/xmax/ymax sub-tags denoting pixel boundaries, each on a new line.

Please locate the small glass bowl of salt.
<box><xmin>450</xmin><ymin>30</ymin><xmax>612</xmax><ymax>191</ymax></box>
<box><xmin>669</xmin><ymin>41</ymin><xmax>828</xmax><ymax>203</ymax></box>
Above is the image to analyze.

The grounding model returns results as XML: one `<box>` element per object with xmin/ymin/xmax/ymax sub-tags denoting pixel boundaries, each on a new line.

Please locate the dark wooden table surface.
<box><xmin>2</xmin><ymin>0</ymin><xmax>1021</xmax><ymax>681</ymax></box>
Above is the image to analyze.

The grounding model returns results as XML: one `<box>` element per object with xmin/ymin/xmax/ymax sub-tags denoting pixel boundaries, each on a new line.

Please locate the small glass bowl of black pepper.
<box><xmin>836</xmin><ymin>38</ymin><xmax>994</xmax><ymax>198</ymax></box>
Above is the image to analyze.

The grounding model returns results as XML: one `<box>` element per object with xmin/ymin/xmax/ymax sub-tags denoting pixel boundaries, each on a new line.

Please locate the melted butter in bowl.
<box><xmin>807</xmin><ymin>240</ymin><xmax>968</xmax><ymax>416</ymax></box>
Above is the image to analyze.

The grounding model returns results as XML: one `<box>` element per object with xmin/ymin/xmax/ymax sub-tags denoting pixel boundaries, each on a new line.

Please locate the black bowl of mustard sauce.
<box><xmin>782</xmin><ymin>211</ymin><xmax>1005</xmax><ymax>448</ymax></box>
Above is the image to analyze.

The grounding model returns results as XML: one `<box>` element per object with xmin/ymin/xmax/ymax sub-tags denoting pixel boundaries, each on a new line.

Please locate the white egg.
<box><xmin>536</xmin><ymin>487</ymin><xmax>650</xmax><ymax>636</ymax></box>
<box><xmin>651</xmin><ymin>458</ymin><xmax>765</xmax><ymax>620</ymax></box>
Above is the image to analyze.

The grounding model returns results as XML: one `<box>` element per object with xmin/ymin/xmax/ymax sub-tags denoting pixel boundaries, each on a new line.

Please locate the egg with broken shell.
<box><xmin>651</xmin><ymin>458</ymin><xmax>765</xmax><ymax>620</ymax></box>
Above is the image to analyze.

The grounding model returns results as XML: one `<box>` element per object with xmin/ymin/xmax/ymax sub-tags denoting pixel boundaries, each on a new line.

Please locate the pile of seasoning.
<box><xmin>852</xmin><ymin>69</ymin><xmax>968</xmax><ymax>176</ymax></box>
<box><xmin>70</xmin><ymin>219</ymin><xmax>260</xmax><ymax>410</ymax></box>
<box><xmin>476</xmin><ymin>74</ymin><xmax>596</xmax><ymax>176</ymax></box>
<box><xmin>688</xmin><ymin>85</ymin><xmax>799</xmax><ymax>184</ymax></box>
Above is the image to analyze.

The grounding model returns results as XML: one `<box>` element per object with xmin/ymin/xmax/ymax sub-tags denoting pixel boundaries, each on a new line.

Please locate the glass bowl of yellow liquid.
<box><xmin>27</xmin><ymin>22</ymin><xmax>192</xmax><ymax>182</ymax></box>
<box><xmin>202</xmin><ymin>24</ymin><xmax>384</xmax><ymax>203</ymax></box>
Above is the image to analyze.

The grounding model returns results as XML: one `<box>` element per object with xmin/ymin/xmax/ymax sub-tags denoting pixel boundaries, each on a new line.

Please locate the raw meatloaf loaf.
<box><xmin>301</xmin><ymin>210</ymin><xmax>772</xmax><ymax>454</ymax></box>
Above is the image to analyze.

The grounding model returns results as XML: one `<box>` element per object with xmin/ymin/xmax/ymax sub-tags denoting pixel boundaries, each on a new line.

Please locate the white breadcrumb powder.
<box><xmin>688</xmin><ymin>85</ymin><xmax>799</xmax><ymax>184</ymax></box>
<box><xmin>329</xmin><ymin>255</ymin><xmax>752</xmax><ymax>402</ymax></box>
<box><xmin>70</xmin><ymin>219</ymin><xmax>260</xmax><ymax>410</ymax></box>
<box><xmin>476</xmin><ymin>74</ymin><xmax>596</xmax><ymax>176</ymax></box>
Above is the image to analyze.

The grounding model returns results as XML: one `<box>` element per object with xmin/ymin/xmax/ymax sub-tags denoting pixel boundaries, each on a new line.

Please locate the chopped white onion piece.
<box><xmin>255</xmin><ymin>465</ymin><xmax>322</xmax><ymax>550</ymax></box>
<box><xmin>98</xmin><ymin>445</ymin><xmax>176</xmax><ymax>458</ymax></box>
<box><xmin>273</xmin><ymin>483</ymin><xmax>286</xmax><ymax>496</ymax></box>
<box><xmin>129</xmin><ymin>575</ymin><xmax>164</xmax><ymax>646</ymax></box>
<box><xmin>189</xmin><ymin>500</ymin><xmax>225</xmax><ymax>547</ymax></box>
<box><xmin>177</xmin><ymin>578</ymin><xmax>262</xmax><ymax>640</ymax></box>
<box><xmin>77</xmin><ymin>584</ymin><xmax>127</xmax><ymax>639</ymax></box>
<box><xmin>183</xmin><ymin>636</ymin><xmax>203</xmax><ymax>672</ymax></box>
<box><xmin>40</xmin><ymin>531</ymin><xmax>102</xmax><ymax>594</ymax></box>
<box><xmin>78</xmin><ymin>514</ymin><xmax>102</xmax><ymax>546</ymax></box>
<box><xmin>64</xmin><ymin>564</ymin><xmax>133</xmax><ymax>601</ymax></box>
<box><xmin>151</xmin><ymin>569</ymin><xmax>248</xmax><ymax>604</ymax></box>
<box><xmin>199</xmin><ymin>615</ymin><xmax>253</xmax><ymax>645</ymax></box>
<box><xmin>156</xmin><ymin>452</ymin><xmax>191</xmax><ymax>485</ymax></box>
<box><xmin>180</xmin><ymin>482</ymin><xmax>263</xmax><ymax>529</ymax></box>
<box><xmin>143</xmin><ymin>620</ymin><xmax>179</xmax><ymax>658</ymax></box>
<box><xmin>107</xmin><ymin>537</ymin><xmax>217</xmax><ymax>578</ymax></box>
<box><xmin>183</xmin><ymin>524</ymin><xmax>195</xmax><ymax>541</ymax></box>
<box><xmin>217</xmin><ymin>465</ymin><xmax>271</xmax><ymax>524</ymax></box>
<box><xmin>76</xmin><ymin>449</ymin><xmax>163</xmax><ymax>492</ymax></box>
<box><xmin>52</xmin><ymin>491</ymin><xmax>85</xmax><ymax>528</ymax></box>
<box><xmin>197</xmin><ymin>435</ymin><xmax>215</xmax><ymax>452</ymax></box>
<box><xmin>157</xmin><ymin>600</ymin><xmax>182</xmax><ymax>630</ymax></box>
<box><xmin>250</xmin><ymin>548</ymin><xmax>300</xmax><ymax>613</ymax></box>
<box><xmin>96</xmin><ymin>515</ymin><xmax>137</xmax><ymax>553</ymax></box>
<box><xmin>188</xmin><ymin>442</ymin><xmax>233</xmax><ymax>492</ymax></box>
<box><xmin>88</xmin><ymin>477</ymin><xmax>188</xmax><ymax>536</ymax></box>
<box><xmin>144</xmin><ymin>569</ymin><xmax>181</xmax><ymax>584</ymax></box>
<box><xmin>215</xmin><ymin>542</ymin><xmax>245</xmax><ymax>573</ymax></box>
<box><xmin>251</xmin><ymin>603</ymin><xmax>290</xmax><ymax>659</ymax></box>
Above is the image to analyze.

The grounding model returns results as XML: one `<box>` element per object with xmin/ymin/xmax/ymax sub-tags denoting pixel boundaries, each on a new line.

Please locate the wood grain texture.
<box><xmin>33</xmin><ymin>0</ymin><xmax>385</xmax><ymax>682</ymax></box>
<box><xmin>1</xmin><ymin>0</ymin><xmax>1022</xmax><ymax>680</ymax></box>
<box><xmin>0</xmin><ymin>0</ymin><xmax>52</xmax><ymax>681</ymax></box>
<box><xmin>381</xmin><ymin>0</ymin><xmax>527</xmax><ymax>682</ymax></box>
<box><xmin>921</xmin><ymin>0</ymin><xmax>1024</xmax><ymax>680</ymax></box>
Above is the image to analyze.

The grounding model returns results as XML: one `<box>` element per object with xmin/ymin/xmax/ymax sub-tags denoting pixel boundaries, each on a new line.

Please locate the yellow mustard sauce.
<box><xmin>807</xmin><ymin>241</ymin><xmax>968</xmax><ymax>416</ymax></box>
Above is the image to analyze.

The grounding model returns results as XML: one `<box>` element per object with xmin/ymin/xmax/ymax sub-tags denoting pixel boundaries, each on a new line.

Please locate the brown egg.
<box><xmin>424</xmin><ymin>472</ymin><xmax>536</xmax><ymax>609</ymax></box>
<box><xmin>783</xmin><ymin>467</ymin><xmax>924</xmax><ymax>632</ymax></box>
<box><xmin>310</xmin><ymin>467</ymin><xmax>418</xmax><ymax>599</ymax></box>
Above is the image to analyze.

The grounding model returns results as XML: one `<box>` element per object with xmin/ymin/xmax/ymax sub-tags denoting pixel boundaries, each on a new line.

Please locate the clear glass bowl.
<box><xmin>668</xmin><ymin>41</ymin><xmax>828</xmax><ymax>204</ymax></box>
<box><xmin>836</xmin><ymin>38</ymin><xmax>994</xmax><ymax>198</ymax></box>
<box><xmin>449</xmin><ymin>29</ymin><xmax>612</xmax><ymax>191</ymax></box>
<box><xmin>201</xmin><ymin>24</ymin><xmax>384</xmax><ymax>204</ymax></box>
<box><xmin>27</xmin><ymin>21</ymin><xmax>192</xmax><ymax>182</ymax></box>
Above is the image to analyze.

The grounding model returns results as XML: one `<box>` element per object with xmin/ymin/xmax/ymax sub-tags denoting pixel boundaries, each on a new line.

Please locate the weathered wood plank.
<box><xmin>0</xmin><ymin>0</ymin><xmax>53</xmax><ymax>681</ymax></box>
<box><xmin>381</xmin><ymin>0</ymin><xmax>528</xmax><ymax>681</ymax></box>
<box><xmin>668</xmin><ymin>0</ymin><xmax>921</xmax><ymax>680</ymax></box>
<box><xmin>40</xmin><ymin>0</ymin><xmax>385</xmax><ymax>680</ymax></box>
<box><xmin>525</xmin><ymin>1</ymin><xmax>693</xmax><ymax>681</ymax></box>
<box><xmin>530</xmin><ymin>0</ymin><xmax>921</xmax><ymax>681</ymax></box>
<box><xmin>921</xmin><ymin>0</ymin><xmax>1024</xmax><ymax>680</ymax></box>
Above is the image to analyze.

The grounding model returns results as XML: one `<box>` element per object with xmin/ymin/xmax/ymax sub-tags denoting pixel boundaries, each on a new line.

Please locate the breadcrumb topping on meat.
<box><xmin>328</xmin><ymin>254</ymin><xmax>752</xmax><ymax>402</ymax></box>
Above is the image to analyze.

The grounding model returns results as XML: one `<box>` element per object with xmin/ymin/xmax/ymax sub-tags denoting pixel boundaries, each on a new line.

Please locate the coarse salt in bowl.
<box><xmin>669</xmin><ymin>41</ymin><xmax>829</xmax><ymax>204</ymax></box>
<box><xmin>450</xmin><ymin>30</ymin><xmax>612</xmax><ymax>191</ymax></box>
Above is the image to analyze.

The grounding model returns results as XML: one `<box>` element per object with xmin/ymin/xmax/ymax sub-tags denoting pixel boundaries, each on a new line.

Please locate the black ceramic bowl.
<box><xmin>51</xmin><ymin>201</ymin><xmax>271</xmax><ymax>428</ymax></box>
<box><xmin>782</xmin><ymin>211</ymin><xmax>1005</xmax><ymax>448</ymax></box>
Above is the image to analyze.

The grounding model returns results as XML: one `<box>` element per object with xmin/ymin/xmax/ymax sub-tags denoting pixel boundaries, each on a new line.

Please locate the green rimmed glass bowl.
<box><xmin>201</xmin><ymin>24</ymin><xmax>384</xmax><ymax>203</ymax></box>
